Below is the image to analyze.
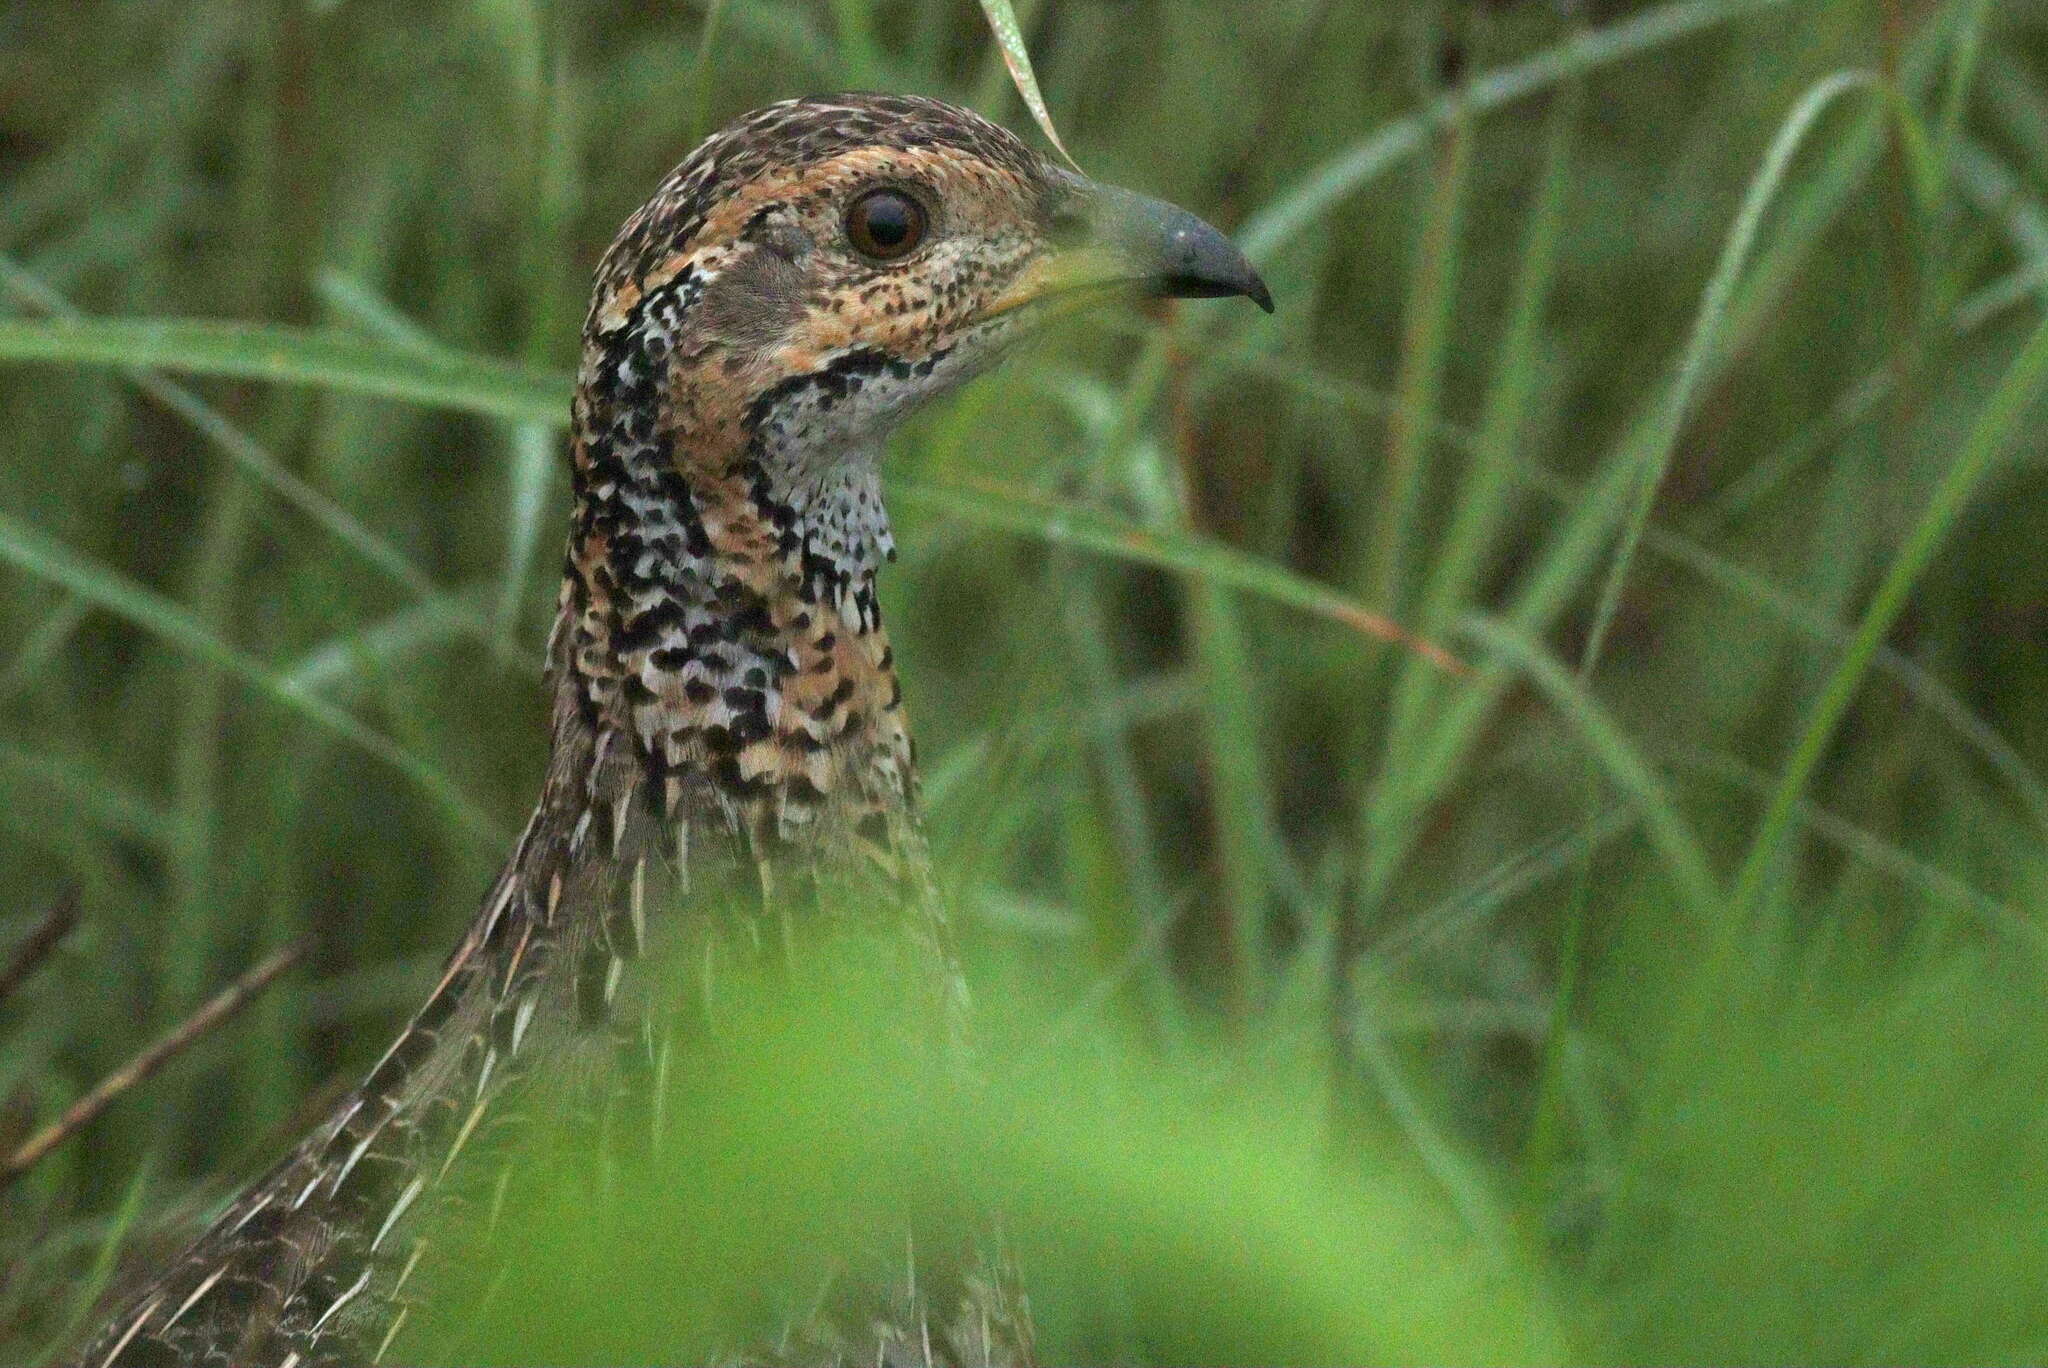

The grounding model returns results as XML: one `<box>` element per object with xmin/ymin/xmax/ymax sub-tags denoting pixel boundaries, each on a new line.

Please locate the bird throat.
<box><xmin>555</xmin><ymin>319</ymin><xmax>923</xmax><ymax>877</ymax></box>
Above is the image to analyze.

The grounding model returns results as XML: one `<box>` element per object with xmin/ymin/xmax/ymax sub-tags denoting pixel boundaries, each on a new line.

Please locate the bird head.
<box><xmin>562</xmin><ymin>95</ymin><xmax>1269</xmax><ymax>835</ymax></box>
<box><xmin>580</xmin><ymin>92</ymin><xmax>1270</xmax><ymax>482</ymax></box>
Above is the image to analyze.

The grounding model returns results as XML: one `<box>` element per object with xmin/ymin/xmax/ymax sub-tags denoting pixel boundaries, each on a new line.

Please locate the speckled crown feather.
<box><xmin>593</xmin><ymin>92</ymin><xmax>1051</xmax><ymax>327</ymax></box>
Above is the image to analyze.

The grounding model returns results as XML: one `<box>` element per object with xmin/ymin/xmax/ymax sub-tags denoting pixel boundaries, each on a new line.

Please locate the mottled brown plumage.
<box><xmin>74</xmin><ymin>92</ymin><xmax>1266</xmax><ymax>1368</ymax></box>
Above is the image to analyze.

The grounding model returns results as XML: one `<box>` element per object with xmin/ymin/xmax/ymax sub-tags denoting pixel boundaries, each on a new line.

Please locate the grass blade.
<box><xmin>897</xmin><ymin>475</ymin><xmax>1464</xmax><ymax>674</ymax></box>
<box><xmin>1</xmin><ymin>262</ymin><xmax>463</xmax><ymax>610</ymax></box>
<box><xmin>1458</xmin><ymin>616</ymin><xmax>1723</xmax><ymax>927</ymax></box>
<box><xmin>0</xmin><ymin>317</ymin><xmax>563</xmax><ymax>426</ymax></box>
<box><xmin>1240</xmin><ymin>0</ymin><xmax>1798</xmax><ymax>262</ymax></box>
<box><xmin>1730</xmin><ymin>305</ymin><xmax>2048</xmax><ymax>915</ymax></box>
<box><xmin>973</xmin><ymin>0</ymin><xmax>1078</xmax><ymax>169</ymax></box>
<box><xmin>1167</xmin><ymin>323</ymin><xmax>2048</xmax><ymax>839</ymax></box>
<box><xmin>1578</xmin><ymin>71</ymin><xmax>1877</xmax><ymax>681</ymax></box>
<box><xmin>0</xmin><ymin>508</ymin><xmax>502</xmax><ymax>846</ymax></box>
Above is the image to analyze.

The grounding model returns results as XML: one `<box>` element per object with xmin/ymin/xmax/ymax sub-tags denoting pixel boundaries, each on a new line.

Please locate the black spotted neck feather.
<box><xmin>563</xmin><ymin>298</ymin><xmax>924</xmax><ymax>856</ymax></box>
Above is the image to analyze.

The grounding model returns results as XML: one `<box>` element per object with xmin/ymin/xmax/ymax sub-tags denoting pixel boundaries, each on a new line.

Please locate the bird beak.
<box><xmin>1085</xmin><ymin>182</ymin><xmax>1275</xmax><ymax>312</ymax></box>
<box><xmin>981</xmin><ymin>177</ymin><xmax>1274</xmax><ymax>320</ymax></box>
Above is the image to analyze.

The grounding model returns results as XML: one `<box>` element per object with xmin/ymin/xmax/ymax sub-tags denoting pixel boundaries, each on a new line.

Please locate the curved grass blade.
<box><xmin>281</xmin><ymin>586</ymin><xmax>505</xmax><ymax>698</ymax></box>
<box><xmin>1540</xmin><ymin>76</ymin><xmax>1879</xmax><ymax>1158</ymax></box>
<box><xmin>1663</xmin><ymin>743</ymin><xmax>2043</xmax><ymax>955</ymax></box>
<box><xmin>1120</xmin><ymin>324</ymin><xmax>2048</xmax><ymax>837</ymax></box>
<box><xmin>1425</xmin><ymin>593</ymin><xmax>1740</xmax><ymax>1242</ymax></box>
<box><xmin>0</xmin><ymin>317</ymin><xmax>564</xmax><ymax>426</ymax></box>
<box><xmin>0</xmin><ymin>507</ymin><xmax>503</xmax><ymax>847</ymax></box>
<box><xmin>1458</xmin><ymin>616</ymin><xmax>1724</xmax><ymax>928</ymax></box>
<box><xmin>1</xmin><ymin>263</ymin><xmax>464</xmax><ymax>611</ymax></box>
<box><xmin>1240</xmin><ymin>0</ymin><xmax>1798</xmax><ymax>262</ymax></box>
<box><xmin>1730</xmin><ymin>303</ymin><xmax>2048</xmax><ymax>917</ymax></box>
<box><xmin>1643</xmin><ymin>517</ymin><xmax>2048</xmax><ymax>838</ymax></box>
<box><xmin>1579</xmin><ymin>71</ymin><xmax>1877</xmax><ymax>682</ymax></box>
<box><xmin>1595</xmin><ymin>290</ymin><xmax>2048</xmax><ymax>1261</ymax></box>
<box><xmin>973</xmin><ymin>0</ymin><xmax>1079</xmax><ymax>170</ymax></box>
<box><xmin>898</xmin><ymin>475</ymin><xmax>1466</xmax><ymax>675</ymax></box>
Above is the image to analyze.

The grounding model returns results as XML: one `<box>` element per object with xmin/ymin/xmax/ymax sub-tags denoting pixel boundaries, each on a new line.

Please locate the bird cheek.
<box><xmin>695</xmin><ymin>248</ymin><xmax>808</xmax><ymax>351</ymax></box>
<box><xmin>801</xmin><ymin>289</ymin><xmax>921</xmax><ymax>360</ymax></box>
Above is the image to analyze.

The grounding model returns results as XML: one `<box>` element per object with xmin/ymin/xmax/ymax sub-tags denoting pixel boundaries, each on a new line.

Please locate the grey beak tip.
<box><xmin>1164</xmin><ymin>210</ymin><xmax>1273</xmax><ymax>313</ymax></box>
<box><xmin>1090</xmin><ymin>183</ymin><xmax>1276</xmax><ymax>314</ymax></box>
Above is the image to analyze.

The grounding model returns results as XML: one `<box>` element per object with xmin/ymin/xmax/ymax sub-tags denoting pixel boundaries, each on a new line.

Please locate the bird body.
<box><xmin>74</xmin><ymin>92</ymin><xmax>1267</xmax><ymax>1368</ymax></box>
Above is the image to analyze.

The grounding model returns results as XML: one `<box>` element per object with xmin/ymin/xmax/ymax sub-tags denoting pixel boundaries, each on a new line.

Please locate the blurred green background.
<box><xmin>4</xmin><ymin>0</ymin><xmax>2048</xmax><ymax>1361</ymax></box>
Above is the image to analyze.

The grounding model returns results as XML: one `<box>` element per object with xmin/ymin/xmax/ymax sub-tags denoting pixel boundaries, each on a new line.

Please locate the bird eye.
<box><xmin>845</xmin><ymin>188</ymin><xmax>928</xmax><ymax>261</ymax></box>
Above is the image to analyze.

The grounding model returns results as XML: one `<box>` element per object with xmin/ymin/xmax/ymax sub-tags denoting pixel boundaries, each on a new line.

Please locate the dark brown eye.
<box><xmin>845</xmin><ymin>188</ymin><xmax>927</xmax><ymax>261</ymax></box>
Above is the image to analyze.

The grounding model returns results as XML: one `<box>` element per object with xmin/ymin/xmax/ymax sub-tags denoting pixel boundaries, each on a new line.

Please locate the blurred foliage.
<box><xmin>400</xmin><ymin>933</ymin><xmax>1564</xmax><ymax>1365</ymax></box>
<box><xmin>2</xmin><ymin>0</ymin><xmax>2048</xmax><ymax>1361</ymax></box>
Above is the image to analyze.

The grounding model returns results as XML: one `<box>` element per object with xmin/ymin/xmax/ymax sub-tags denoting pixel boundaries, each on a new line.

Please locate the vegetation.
<box><xmin>3</xmin><ymin>0</ymin><xmax>2048</xmax><ymax>1360</ymax></box>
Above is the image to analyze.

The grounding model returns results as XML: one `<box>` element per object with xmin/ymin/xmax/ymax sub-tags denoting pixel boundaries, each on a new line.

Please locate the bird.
<box><xmin>71</xmin><ymin>91</ymin><xmax>1270</xmax><ymax>1368</ymax></box>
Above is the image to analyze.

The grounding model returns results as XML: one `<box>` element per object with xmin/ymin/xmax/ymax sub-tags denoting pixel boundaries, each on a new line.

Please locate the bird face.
<box><xmin>583</xmin><ymin>94</ymin><xmax>1269</xmax><ymax>474</ymax></box>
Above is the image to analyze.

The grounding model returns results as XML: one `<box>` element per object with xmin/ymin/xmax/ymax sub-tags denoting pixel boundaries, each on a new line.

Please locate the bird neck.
<box><xmin>549</xmin><ymin>331</ymin><xmax>922</xmax><ymax>871</ymax></box>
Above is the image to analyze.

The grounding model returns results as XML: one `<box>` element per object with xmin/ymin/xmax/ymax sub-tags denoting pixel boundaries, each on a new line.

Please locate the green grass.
<box><xmin>3</xmin><ymin>0</ymin><xmax>2048</xmax><ymax>1361</ymax></box>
